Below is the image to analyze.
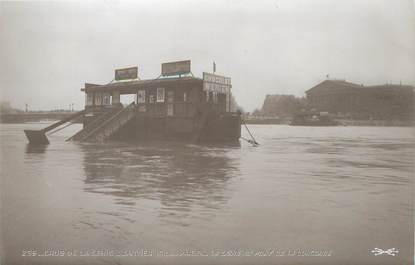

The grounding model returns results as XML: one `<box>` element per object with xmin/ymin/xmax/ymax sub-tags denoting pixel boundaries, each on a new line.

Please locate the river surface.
<box><xmin>1</xmin><ymin>123</ymin><xmax>413</xmax><ymax>265</ymax></box>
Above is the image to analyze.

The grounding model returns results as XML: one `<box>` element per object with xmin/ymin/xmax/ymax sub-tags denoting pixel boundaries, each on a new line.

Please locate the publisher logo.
<box><xmin>371</xmin><ymin>248</ymin><xmax>399</xmax><ymax>256</ymax></box>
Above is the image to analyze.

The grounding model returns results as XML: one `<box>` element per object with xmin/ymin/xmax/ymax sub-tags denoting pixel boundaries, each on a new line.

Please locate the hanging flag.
<box><xmin>213</xmin><ymin>62</ymin><xmax>216</xmax><ymax>73</ymax></box>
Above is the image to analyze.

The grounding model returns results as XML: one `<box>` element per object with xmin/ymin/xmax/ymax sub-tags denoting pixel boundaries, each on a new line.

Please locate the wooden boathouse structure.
<box><xmin>24</xmin><ymin>60</ymin><xmax>241</xmax><ymax>144</ymax></box>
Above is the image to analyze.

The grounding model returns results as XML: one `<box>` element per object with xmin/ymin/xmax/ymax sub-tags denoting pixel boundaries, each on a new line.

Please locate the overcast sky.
<box><xmin>1</xmin><ymin>0</ymin><xmax>414</xmax><ymax>111</ymax></box>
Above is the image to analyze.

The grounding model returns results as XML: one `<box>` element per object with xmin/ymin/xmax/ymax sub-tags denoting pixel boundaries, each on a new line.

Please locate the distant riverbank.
<box><xmin>336</xmin><ymin>119</ymin><xmax>414</xmax><ymax>127</ymax></box>
<box><xmin>0</xmin><ymin>112</ymin><xmax>82</xmax><ymax>123</ymax></box>
<box><xmin>243</xmin><ymin>117</ymin><xmax>413</xmax><ymax>127</ymax></box>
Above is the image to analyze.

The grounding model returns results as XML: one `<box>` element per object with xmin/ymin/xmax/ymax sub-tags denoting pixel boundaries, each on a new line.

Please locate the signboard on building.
<box><xmin>203</xmin><ymin>72</ymin><xmax>231</xmax><ymax>93</ymax></box>
<box><xmin>203</xmin><ymin>72</ymin><xmax>232</xmax><ymax>112</ymax></box>
<box><xmin>161</xmin><ymin>60</ymin><xmax>191</xmax><ymax>76</ymax></box>
<box><xmin>115</xmin><ymin>66</ymin><xmax>138</xmax><ymax>81</ymax></box>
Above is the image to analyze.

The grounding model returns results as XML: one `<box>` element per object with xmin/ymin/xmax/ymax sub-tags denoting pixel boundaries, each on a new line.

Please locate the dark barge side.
<box><xmin>77</xmin><ymin>61</ymin><xmax>241</xmax><ymax>143</ymax></box>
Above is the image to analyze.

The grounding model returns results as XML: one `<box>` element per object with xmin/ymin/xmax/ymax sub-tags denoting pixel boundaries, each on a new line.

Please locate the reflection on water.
<box><xmin>1</xmin><ymin>124</ymin><xmax>413</xmax><ymax>265</ymax></box>
<box><xmin>81</xmin><ymin>142</ymin><xmax>240</xmax><ymax>224</ymax></box>
<box><xmin>25</xmin><ymin>143</ymin><xmax>48</xmax><ymax>154</ymax></box>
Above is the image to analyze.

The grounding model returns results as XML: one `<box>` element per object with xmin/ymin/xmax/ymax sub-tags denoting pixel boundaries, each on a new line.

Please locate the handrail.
<box><xmin>80</xmin><ymin>102</ymin><xmax>135</xmax><ymax>141</ymax></box>
<box><xmin>67</xmin><ymin>108</ymin><xmax>118</xmax><ymax>141</ymax></box>
<box><xmin>41</xmin><ymin>110</ymin><xmax>85</xmax><ymax>133</ymax></box>
<box><xmin>25</xmin><ymin>110</ymin><xmax>86</xmax><ymax>145</ymax></box>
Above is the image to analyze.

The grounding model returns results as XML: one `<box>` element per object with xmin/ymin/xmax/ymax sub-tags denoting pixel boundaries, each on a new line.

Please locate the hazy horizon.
<box><xmin>1</xmin><ymin>0</ymin><xmax>414</xmax><ymax>112</ymax></box>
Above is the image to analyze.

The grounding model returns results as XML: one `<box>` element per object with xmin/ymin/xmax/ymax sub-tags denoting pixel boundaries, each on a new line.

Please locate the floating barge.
<box><xmin>25</xmin><ymin>60</ymin><xmax>241</xmax><ymax>144</ymax></box>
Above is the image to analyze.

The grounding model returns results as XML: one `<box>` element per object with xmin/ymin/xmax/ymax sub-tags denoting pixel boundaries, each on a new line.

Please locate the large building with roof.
<box><xmin>305</xmin><ymin>80</ymin><xmax>414</xmax><ymax>121</ymax></box>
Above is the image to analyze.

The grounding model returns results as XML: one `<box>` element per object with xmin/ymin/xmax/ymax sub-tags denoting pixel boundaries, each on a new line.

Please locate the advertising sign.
<box><xmin>203</xmin><ymin>72</ymin><xmax>231</xmax><ymax>93</ymax></box>
<box><xmin>115</xmin><ymin>66</ymin><xmax>138</xmax><ymax>81</ymax></box>
<box><xmin>161</xmin><ymin>60</ymin><xmax>191</xmax><ymax>76</ymax></box>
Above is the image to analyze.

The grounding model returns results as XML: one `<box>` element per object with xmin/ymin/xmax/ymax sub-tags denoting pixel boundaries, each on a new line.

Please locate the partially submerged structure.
<box><xmin>25</xmin><ymin>60</ymin><xmax>241</xmax><ymax>144</ymax></box>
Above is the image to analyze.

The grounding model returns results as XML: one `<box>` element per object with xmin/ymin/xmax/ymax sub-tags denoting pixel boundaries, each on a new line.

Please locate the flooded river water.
<box><xmin>1</xmin><ymin>123</ymin><xmax>413</xmax><ymax>265</ymax></box>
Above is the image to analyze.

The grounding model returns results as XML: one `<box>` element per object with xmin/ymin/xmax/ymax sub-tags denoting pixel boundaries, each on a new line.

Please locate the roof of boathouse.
<box><xmin>82</xmin><ymin>76</ymin><xmax>203</xmax><ymax>94</ymax></box>
<box><xmin>82</xmin><ymin>61</ymin><xmax>233</xmax><ymax>95</ymax></box>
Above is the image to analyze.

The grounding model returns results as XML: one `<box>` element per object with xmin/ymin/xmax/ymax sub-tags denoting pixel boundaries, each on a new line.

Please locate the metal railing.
<box><xmin>80</xmin><ymin>102</ymin><xmax>136</xmax><ymax>142</ymax></box>
<box><xmin>67</xmin><ymin>108</ymin><xmax>120</xmax><ymax>141</ymax></box>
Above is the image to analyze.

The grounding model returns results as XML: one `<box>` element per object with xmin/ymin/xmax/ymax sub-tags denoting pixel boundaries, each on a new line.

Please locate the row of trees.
<box><xmin>0</xmin><ymin>101</ymin><xmax>23</xmax><ymax>114</ymax></box>
<box><xmin>251</xmin><ymin>95</ymin><xmax>306</xmax><ymax>117</ymax></box>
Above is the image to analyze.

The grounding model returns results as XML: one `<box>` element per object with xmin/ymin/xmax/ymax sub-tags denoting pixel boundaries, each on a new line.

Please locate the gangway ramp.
<box><xmin>24</xmin><ymin>110</ymin><xmax>85</xmax><ymax>144</ymax></box>
<box><xmin>68</xmin><ymin>102</ymin><xmax>136</xmax><ymax>142</ymax></box>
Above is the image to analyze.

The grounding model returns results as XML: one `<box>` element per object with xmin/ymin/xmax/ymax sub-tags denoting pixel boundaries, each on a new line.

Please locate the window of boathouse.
<box><xmin>157</xmin><ymin>88</ymin><xmax>165</xmax><ymax>102</ymax></box>
<box><xmin>137</xmin><ymin>90</ymin><xmax>146</xmax><ymax>104</ymax></box>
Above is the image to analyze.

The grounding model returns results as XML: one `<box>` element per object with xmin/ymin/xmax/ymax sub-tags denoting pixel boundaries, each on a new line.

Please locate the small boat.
<box><xmin>290</xmin><ymin>111</ymin><xmax>338</xmax><ymax>126</ymax></box>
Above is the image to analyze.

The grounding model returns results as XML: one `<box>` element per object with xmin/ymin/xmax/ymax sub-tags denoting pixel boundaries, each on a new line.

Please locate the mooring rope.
<box><xmin>241</xmin><ymin>120</ymin><xmax>259</xmax><ymax>146</ymax></box>
<box><xmin>240</xmin><ymin>136</ymin><xmax>259</xmax><ymax>146</ymax></box>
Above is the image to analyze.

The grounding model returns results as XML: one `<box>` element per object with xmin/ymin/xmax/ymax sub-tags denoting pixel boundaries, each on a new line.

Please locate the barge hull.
<box><xmin>111</xmin><ymin>114</ymin><xmax>241</xmax><ymax>142</ymax></box>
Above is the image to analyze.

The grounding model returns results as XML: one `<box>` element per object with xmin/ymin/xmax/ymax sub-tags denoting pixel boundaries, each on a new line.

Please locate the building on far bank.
<box><xmin>305</xmin><ymin>80</ymin><xmax>415</xmax><ymax>120</ymax></box>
